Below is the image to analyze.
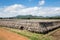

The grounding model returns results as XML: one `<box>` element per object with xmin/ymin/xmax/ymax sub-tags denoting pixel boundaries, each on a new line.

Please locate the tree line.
<box><xmin>0</xmin><ymin>15</ymin><xmax>60</xmax><ymax>19</ymax></box>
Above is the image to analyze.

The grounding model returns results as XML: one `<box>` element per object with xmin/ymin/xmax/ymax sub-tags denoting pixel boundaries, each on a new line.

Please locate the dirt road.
<box><xmin>0</xmin><ymin>28</ymin><xmax>28</xmax><ymax>40</ymax></box>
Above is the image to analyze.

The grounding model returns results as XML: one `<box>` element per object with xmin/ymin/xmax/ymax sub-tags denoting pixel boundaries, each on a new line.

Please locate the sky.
<box><xmin>0</xmin><ymin>0</ymin><xmax>60</xmax><ymax>17</ymax></box>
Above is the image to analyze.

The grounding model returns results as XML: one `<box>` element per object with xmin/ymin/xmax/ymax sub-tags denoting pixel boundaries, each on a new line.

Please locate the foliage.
<box><xmin>0</xmin><ymin>15</ymin><xmax>60</xmax><ymax>19</ymax></box>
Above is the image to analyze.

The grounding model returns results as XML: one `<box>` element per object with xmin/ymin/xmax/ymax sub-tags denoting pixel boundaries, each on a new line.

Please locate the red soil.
<box><xmin>0</xmin><ymin>28</ymin><xmax>28</xmax><ymax>40</ymax></box>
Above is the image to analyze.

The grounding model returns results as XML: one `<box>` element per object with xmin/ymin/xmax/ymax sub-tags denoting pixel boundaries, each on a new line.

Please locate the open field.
<box><xmin>0</xmin><ymin>27</ymin><xmax>58</xmax><ymax>40</ymax></box>
<box><xmin>49</xmin><ymin>28</ymin><xmax>60</xmax><ymax>40</ymax></box>
<box><xmin>0</xmin><ymin>27</ymin><xmax>28</xmax><ymax>40</ymax></box>
<box><xmin>0</xmin><ymin>27</ymin><xmax>60</xmax><ymax>40</ymax></box>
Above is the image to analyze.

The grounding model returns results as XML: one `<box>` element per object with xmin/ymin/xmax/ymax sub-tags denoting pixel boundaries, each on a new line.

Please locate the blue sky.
<box><xmin>0</xmin><ymin>0</ymin><xmax>60</xmax><ymax>17</ymax></box>
<box><xmin>0</xmin><ymin>0</ymin><xmax>60</xmax><ymax>7</ymax></box>
<box><xmin>0</xmin><ymin>0</ymin><xmax>38</xmax><ymax>7</ymax></box>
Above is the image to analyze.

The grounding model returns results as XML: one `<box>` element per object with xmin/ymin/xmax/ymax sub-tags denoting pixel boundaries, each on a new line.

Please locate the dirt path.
<box><xmin>0</xmin><ymin>28</ymin><xmax>28</xmax><ymax>40</ymax></box>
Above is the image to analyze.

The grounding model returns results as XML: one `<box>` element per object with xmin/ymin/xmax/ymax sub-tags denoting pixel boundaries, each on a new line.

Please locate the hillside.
<box><xmin>0</xmin><ymin>15</ymin><xmax>60</xmax><ymax>19</ymax></box>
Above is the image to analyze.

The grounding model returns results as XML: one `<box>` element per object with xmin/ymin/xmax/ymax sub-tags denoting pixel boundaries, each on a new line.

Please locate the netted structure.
<box><xmin>0</xmin><ymin>19</ymin><xmax>60</xmax><ymax>33</ymax></box>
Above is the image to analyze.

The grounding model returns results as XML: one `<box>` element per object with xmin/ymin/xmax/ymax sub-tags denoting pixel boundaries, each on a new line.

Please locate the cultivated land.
<box><xmin>0</xmin><ymin>27</ymin><xmax>28</xmax><ymax>40</ymax></box>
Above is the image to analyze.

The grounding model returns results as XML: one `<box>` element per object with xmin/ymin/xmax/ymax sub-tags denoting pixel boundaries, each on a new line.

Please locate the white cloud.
<box><xmin>0</xmin><ymin>4</ymin><xmax>60</xmax><ymax>17</ymax></box>
<box><xmin>39</xmin><ymin>0</ymin><xmax>45</xmax><ymax>6</ymax></box>
<box><xmin>4</xmin><ymin>4</ymin><xmax>25</xmax><ymax>12</ymax></box>
<box><xmin>0</xmin><ymin>4</ymin><xmax>25</xmax><ymax>17</ymax></box>
<box><xmin>38</xmin><ymin>7</ymin><xmax>60</xmax><ymax>16</ymax></box>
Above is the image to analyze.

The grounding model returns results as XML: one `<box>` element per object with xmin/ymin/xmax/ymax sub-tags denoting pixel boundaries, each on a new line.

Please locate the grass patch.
<box><xmin>1</xmin><ymin>27</ymin><xmax>53</xmax><ymax>40</ymax></box>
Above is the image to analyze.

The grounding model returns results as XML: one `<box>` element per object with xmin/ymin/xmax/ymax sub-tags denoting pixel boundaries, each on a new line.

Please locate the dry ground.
<box><xmin>49</xmin><ymin>28</ymin><xmax>60</xmax><ymax>40</ymax></box>
<box><xmin>0</xmin><ymin>28</ymin><xmax>28</xmax><ymax>40</ymax></box>
<box><xmin>0</xmin><ymin>27</ymin><xmax>60</xmax><ymax>40</ymax></box>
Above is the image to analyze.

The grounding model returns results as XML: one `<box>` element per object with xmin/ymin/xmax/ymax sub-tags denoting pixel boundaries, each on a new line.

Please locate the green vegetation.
<box><xmin>3</xmin><ymin>27</ymin><xmax>53</xmax><ymax>40</ymax></box>
<box><xmin>0</xmin><ymin>15</ymin><xmax>60</xmax><ymax>19</ymax></box>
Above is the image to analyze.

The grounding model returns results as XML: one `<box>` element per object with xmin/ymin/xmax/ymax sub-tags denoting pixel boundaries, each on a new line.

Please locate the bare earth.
<box><xmin>50</xmin><ymin>28</ymin><xmax>60</xmax><ymax>40</ymax></box>
<box><xmin>0</xmin><ymin>28</ymin><xmax>28</xmax><ymax>40</ymax></box>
